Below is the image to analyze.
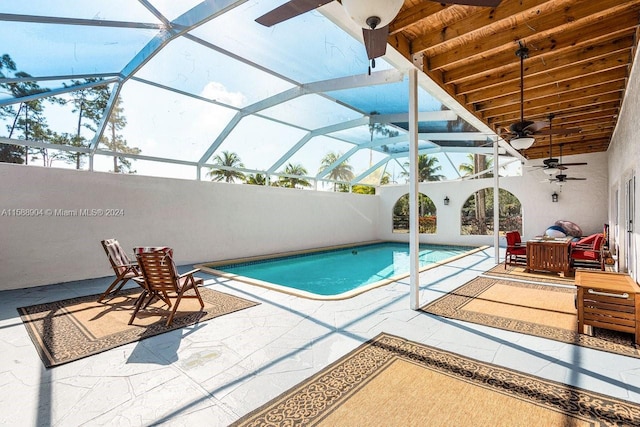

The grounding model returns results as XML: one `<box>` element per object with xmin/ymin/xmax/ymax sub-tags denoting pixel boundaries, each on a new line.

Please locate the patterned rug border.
<box><xmin>18</xmin><ymin>287</ymin><xmax>259</xmax><ymax>368</ymax></box>
<box><xmin>483</xmin><ymin>262</ymin><xmax>576</xmax><ymax>284</ymax></box>
<box><xmin>422</xmin><ymin>276</ymin><xmax>640</xmax><ymax>359</ymax></box>
<box><xmin>231</xmin><ymin>333</ymin><xmax>640</xmax><ymax>426</ymax></box>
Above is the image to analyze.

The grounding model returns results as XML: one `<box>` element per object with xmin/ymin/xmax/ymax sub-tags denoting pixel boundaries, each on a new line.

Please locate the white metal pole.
<box><xmin>494</xmin><ymin>138</ymin><xmax>500</xmax><ymax>263</ymax></box>
<box><xmin>409</xmin><ymin>68</ymin><xmax>420</xmax><ymax>310</ymax></box>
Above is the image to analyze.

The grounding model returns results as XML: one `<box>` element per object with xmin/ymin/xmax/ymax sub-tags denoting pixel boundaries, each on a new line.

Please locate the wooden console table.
<box><xmin>575</xmin><ymin>270</ymin><xmax>640</xmax><ymax>345</ymax></box>
<box><xmin>526</xmin><ymin>238</ymin><xmax>572</xmax><ymax>276</ymax></box>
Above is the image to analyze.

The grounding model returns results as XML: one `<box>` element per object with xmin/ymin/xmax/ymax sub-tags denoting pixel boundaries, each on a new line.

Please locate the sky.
<box><xmin>0</xmin><ymin>0</ymin><xmax>520</xmax><ymax>184</ymax></box>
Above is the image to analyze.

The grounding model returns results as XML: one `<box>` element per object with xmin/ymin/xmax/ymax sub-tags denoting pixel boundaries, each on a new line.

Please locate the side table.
<box><xmin>575</xmin><ymin>270</ymin><xmax>640</xmax><ymax>345</ymax></box>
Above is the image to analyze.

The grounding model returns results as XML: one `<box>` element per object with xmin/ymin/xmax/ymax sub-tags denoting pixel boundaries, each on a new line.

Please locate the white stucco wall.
<box><xmin>0</xmin><ymin>164</ymin><xmax>380</xmax><ymax>290</ymax></box>
<box><xmin>377</xmin><ymin>151</ymin><xmax>608</xmax><ymax>247</ymax></box>
<box><xmin>0</xmin><ymin>149</ymin><xmax>610</xmax><ymax>291</ymax></box>
<box><xmin>607</xmin><ymin>47</ymin><xmax>640</xmax><ymax>277</ymax></box>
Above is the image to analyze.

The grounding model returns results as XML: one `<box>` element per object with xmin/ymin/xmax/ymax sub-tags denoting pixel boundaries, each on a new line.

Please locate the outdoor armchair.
<box><xmin>130</xmin><ymin>247</ymin><xmax>204</xmax><ymax>326</ymax></box>
<box><xmin>505</xmin><ymin>231</ymin><xmax>527</xmax><ymax>268</ymax></box>
<box><xmin>99</xmin><ymin>239</ymin><xmax>143</xmax><ymax>302</ymax></box>
<box><xmin>570</xmin><ymin>233</ymin><xmax>605</xmax><ymax>271</ymax></box>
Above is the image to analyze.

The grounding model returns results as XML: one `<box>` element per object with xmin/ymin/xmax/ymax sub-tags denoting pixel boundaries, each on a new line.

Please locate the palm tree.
<box><xmin>319</xmin><ymin>152</ymin><xmax>354</xmax><ymax>192</ymax></box>
<box><xmin>401</xmin><ymin>155</ymin><xmax>445</xmax><ymax>182</ymax></box>
<box><xmin>207</xmin><ymin>151</ymin><xmax>245</xmax><ymax>183</ymax></box>
<box><xmin>368</xmin><ymin>111</ymin><xmax>399</xmax><ymax>166</ymax></box>
<box><xmin>245</xmin><ymin>173</ymin><xmax>266</xmax><ymax>185</ymax></box>
<box><xmin>458</xmin><ymin>153</ymin><xmax>493</xmax><ymax>178</ymax></box>
<box><xmin>279</xmin><ymin>162</ymin><xmax>310</xmax><ymax>189</ymax></box>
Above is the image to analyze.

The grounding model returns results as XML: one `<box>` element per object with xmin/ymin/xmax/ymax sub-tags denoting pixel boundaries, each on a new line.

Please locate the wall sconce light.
<box><xmin>444</xmin><ymin>196</ymin><xmax>450</xmax><ymax>206</ymax></box>
<box><xmin>551</xmin><ymin>192</ymin><xmax>558</xmax><ymax>203</ymax></box>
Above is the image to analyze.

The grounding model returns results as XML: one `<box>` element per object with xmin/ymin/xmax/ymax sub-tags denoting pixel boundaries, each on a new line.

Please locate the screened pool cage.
<box><xmin>0</xmin><ymin>0</ymin><xmax>522</xmax><ymax>190</ymax></box>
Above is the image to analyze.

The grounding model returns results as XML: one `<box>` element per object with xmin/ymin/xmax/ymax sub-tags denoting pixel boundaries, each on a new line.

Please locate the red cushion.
<box><xmin>508</xmin><ymin>247</ymin><xmax>527</xmax><ymax>256</ymax></box>
<box><xmin>571</xmin><ymin>234</ymin><xmax>600</xmax><ymax>248</ymax></box>
<box><xmin>571</xmin><ymin>250</ymin><xmax>599</xmax><ymax>261</ymax></box>
<box><xmin>506</xmin><ymin>231</ymin><xmax>522</xmax><ymax>246</ymax></box>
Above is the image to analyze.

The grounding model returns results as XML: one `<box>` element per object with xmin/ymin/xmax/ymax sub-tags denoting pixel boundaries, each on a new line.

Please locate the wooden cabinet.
<box><xmin>526</xmin><ymin>238</ymin><xmax>572</xmax><ymax>276</ymax></box>
<box><xmin>575</xmin><ymin>270</ymin><xmax>640</xmax><ymax>344</ymax></box>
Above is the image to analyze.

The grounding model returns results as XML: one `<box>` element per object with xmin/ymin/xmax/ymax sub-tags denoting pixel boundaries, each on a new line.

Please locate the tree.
<box><xmin>0</xmin><ymin>53</ymin><xmax>24</xmax><ymax>163</ymax></box>
<box><xmin>0</xmin><ymin>55</ymin><xmax>24</xmax><ymax>163</ymax></box>
<box><xmin>368</xmin><ymin>111</ymin><xmax>399</xmax><ymax>166</ymax></box>
<box><xmin>392</xmin><ymin>193</ymin><xmax>437</xmax><ymax>233</ymax></box>
<box><xmin>351</xmin><ymin>185</ymin><xmax>374</xmax><ymax>195</ymax></box>
<box><xmin>245</xmin><ymin>173</ymin><xmax>266</xmax><ymax>185</ymax></box>
<box><xmin>461</xmin><ymin>188</ymin><xmax>521</xmax><ymax>235</ymax></box>
<box><xmin>40</xmin><ymin>131</ymin><xmax>73</xmax><ymax>167</ymax></box>
<box><xmin>319</xmin><ymin>151</ymin><xmax>354</xmax><ymax>192</ymax></box>
<box><xmin>380</xmin><ymin>172</ymin><xmax>391</xmax><ymax>185</ymax></box>
<box><xmin>100</xmin><ymin>96</ymin><xmax>141</xmax><ymax>173</ymax></box>
<box><xmin>0</xmin><ymin>54</ymin><xmax>16</xmax><ymax>118</ymax></box>
<box><xmin>279</xmin><ymin>162</ymin><xmax>310</xmax><ymax>189</ymax></box>
<box><xmin>1</xmin><ymin>54</ymin><xmax>64</xmax><ymax>165</ymax></box>
<box><xmin>207</xmin><ymin>151</ymin><xmax>245</xmax><ymax>183</ymax></box>
<box><xmin>63</xmin><ymin>78</ymin><xmax>111</xmax><ymax>169</ymax></box>
<box><xmin>401</xmin><ymin>154</ymin><xmax>445</xmax><ymax>182</ymax></box>
<box><xmin>459</xmin><ymin>154</ymin><xmax>494</xmax><ymax>234</ymax></box>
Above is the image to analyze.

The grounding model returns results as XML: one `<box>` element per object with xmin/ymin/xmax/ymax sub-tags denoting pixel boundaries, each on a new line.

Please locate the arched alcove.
<box><xmin>392</xmin><ymin>193</ymin><xmax>437</xmax><ymax>234</ymax></box>
<box><xmin>460</xmin><ymin>188</ymin><xmax>522</xmax><ymax>235</ymax></box>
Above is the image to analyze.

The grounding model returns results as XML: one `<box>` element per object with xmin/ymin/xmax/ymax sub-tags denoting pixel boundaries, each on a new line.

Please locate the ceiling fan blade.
<box><xmin>509</xmin><ymin>120</ymin><xmax>534</xmax><ymax>133</ymax></box>
<box><xmin>523</xmin><ymin>121</ymin><xmax>548</xmax><ymax>133</ymax></box>
<box><xmin>566</xmin><ymin>177</ymin><xmax>587</xmax><ymax>181</ymax></box>
<box><xmin>434</xmin><ymin>0</ymin><xmax>502</xmax><ymax>6</ymax></box>
<box><xmin>559</xmin><ymin>163</ymin><xmax>588</xmax><ymax>167</ymax></box>
<box><xmin>362</xmin><ymin>26</ymin><xmax>389</xmax><ymax>60</ymax></box>
<box><xmin>255</xmin><ymin>0</ymin><xmax>333</xmax><ymax>27</ymax></box>
<box><xmin>534</xmin><ymin>127</ymin><xmax>582</xmax><ymax>135</ymax></box>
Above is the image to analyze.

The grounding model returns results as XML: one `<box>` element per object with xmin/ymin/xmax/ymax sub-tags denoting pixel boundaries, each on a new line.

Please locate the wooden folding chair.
<box><xmin>99</xmin><ymin>239</ymin><xmax>143</xmax><ymax>302</ymax></box>
<box><xmin>130</xmin><ymin>247</ymin><xmax>204</xmax><ymax>326</ymax></box>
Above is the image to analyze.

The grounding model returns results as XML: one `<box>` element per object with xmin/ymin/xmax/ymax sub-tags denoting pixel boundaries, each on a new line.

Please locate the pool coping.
<box><xmin>195</xmin><ymin>242</ymin><xmax>489</xmax><ymax>301</ymax></box>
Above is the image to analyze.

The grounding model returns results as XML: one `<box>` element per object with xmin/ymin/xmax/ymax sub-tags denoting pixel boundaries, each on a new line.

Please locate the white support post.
<box><xmin>493</xmin><ymin>138</ymin><xmax>500</xmax><ymax>263</ymax></box>
<box><xmin>409</xmin><ymin>68</ymin><xmax>420</xmax><ymax>310</ymax></box>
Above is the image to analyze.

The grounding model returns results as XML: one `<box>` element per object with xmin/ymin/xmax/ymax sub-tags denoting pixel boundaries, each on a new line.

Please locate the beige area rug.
<box><xmin>422</xmin><ymin>276</ymin><xmax>639</xmax><ymax>359</ymax></box>
<box><xmin>483</xmin><ymin>263</ymin><xmax>576</xmax><ymax>284</ymax></box>
<box><xmin>18</xmin><ymin>287</ymin><xmax>259</xmax><ymax>368</ymax></box>
<box><xmin>231</xmin><ymin>333</ymin><xmax>640</xmax><ymax>426</ymax></box>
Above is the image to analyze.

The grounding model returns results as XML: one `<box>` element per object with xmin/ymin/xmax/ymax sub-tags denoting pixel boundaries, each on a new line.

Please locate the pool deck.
<box><xmin>1</xmin><ymin>247</ymin><xmax>639</xmax><ymax>425</ymax></box>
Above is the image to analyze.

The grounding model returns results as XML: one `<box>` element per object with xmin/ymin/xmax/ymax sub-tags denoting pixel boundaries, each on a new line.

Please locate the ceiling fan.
<box><xmin>542</xmin><ymin>173</ymin><xmax>587</xmax><ymax>186</ymax></box>
<box><xmin>503</xmin><ymin>42</ymin><xmax>581</xmax><ymax>150</ymax></box>
<box><xmin>256</xmin><ymin>0</ymin><xmax>503</xmax><ymax>72</ymax></box>
<box><xmin>530</xmin><ymin>130</ymin><xmax>588</xmax><ymax>175</ymax></box>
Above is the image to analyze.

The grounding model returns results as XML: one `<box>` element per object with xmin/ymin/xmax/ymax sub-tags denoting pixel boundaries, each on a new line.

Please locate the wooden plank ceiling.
<box><xmin>388</xmin><ymin>0</ymin><xmax>640</xmax><ymax>160</ymax></box>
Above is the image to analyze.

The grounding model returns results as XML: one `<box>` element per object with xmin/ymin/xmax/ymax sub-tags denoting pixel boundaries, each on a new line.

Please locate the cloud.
<box><xmin>201</xmin><ymin>81</ymin><xmax>246</xmax><ymax>108</ymax></box>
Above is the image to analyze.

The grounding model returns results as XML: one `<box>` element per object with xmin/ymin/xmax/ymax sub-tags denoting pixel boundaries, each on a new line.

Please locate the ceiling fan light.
<box><xmin>544</xmin><ymin>167</ymin><xmax>559</xmax><ymax>175</ymax></box>
<box><xmin>510</xmin><ymin>136</ymin><xmax>535</xmax><ymax>150</ymax></box>
<box><xmin>342</xmin><ymin>0</ymin><xmax>404</xmax><ymax>28</ymax></box>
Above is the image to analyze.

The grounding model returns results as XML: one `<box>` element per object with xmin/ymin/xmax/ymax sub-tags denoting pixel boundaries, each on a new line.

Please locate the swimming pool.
<box><xmin>198</xmin><ymin>242</ymin><xmax>483</xmax><ymax>300</ymax></box>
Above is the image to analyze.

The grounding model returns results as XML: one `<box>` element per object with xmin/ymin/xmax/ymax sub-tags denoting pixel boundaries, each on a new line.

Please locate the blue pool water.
<box><xmin>214</xmin><ymin>242</ymin><xmax>475</xmax><ymax>296</ymax></box>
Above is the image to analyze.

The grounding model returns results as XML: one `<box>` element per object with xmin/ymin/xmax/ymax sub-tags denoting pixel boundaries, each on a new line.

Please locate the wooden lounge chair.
<box><xmin>99</xmin><ymin>239</ymin><xmax>143</xmax><ymax>302</ymax></box>
<box><xmin>570</xmin><ymin>233</ymin><xmax>605</xmax><ymax>271</ymax></box>
<box><xmin>505</xmin><ymin>230</ymin><xmax>527</xmax><ymax>268</ymax></box>
<box><xmin>130</xmin><ymin>247</ymin><xmax>204</xmax><ymax>326</ymax></box>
